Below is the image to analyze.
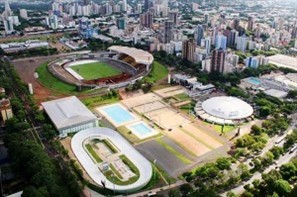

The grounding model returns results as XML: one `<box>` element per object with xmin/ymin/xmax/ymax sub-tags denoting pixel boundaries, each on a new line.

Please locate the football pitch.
<box><xmin>71</xmin><ymin>62</ymin><xmax>121</xmax><ymax>80</ymax></box>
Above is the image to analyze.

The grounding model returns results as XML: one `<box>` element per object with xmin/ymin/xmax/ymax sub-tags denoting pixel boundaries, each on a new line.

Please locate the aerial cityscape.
<box><xmin>0</xmin><ymin>0</ymin><xmax>297</xmax><ymax>196</ymax></box>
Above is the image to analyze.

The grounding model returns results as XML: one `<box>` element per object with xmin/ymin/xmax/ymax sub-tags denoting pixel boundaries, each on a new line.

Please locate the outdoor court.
<box><xmin>120</xmin><ymin>91</ymin><xmax>225</xmax><ymax>159</ymax></box>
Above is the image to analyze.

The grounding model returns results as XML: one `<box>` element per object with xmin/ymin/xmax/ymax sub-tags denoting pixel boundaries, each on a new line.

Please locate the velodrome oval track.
<box><xmin>71</xmin><ymin>127</ymin><xmax>153</xmax><ymax>192</ymax></box>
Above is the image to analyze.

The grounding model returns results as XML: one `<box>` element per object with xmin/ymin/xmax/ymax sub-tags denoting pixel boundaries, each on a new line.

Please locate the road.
<box><xmin>127</xmin><ymin>180</ymin><xmax>186</xmax><ymax>197</ymax></box>
<box><xmin>222</xmin><ymin>149</ymin><xmax>297</xmax><ymax>196</ymax></box>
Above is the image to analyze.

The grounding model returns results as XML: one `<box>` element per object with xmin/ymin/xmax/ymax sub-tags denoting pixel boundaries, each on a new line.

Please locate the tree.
<box><xmin>195</xmin><ymin>163</ymin><xmax>220</xmax><ymax>180</ymax></box>
<box><xmin>270</xmin><ymin>146</ymin><xmax>284</xmax><ymax>160</ymax></box>
<box><xmin>238</xmin><ymin>164</ymin><xmax>251</xmax><ymax>180</ymax></box>
<box><xmin>274</xmin><ymin>179</ymin><xmax>292</xmax><ymax>196</ymax></box>
<box><xmin>179</xmin><ymin>184</ymin><xmax>193</xmax><ymax>196</ymax></box>
<box><xmin>22</xmin><ymin>186</ymin><xmax>49</xmax><ymax>197</ymax></box>
<box><xmin>251</xmin><ymin>125</ymin><xmax>262</xmax><ymax>135</ymax></box>
<box><xmin>279</xmin><ymin>162</ymin><xmax>297</xmax><ymax>181</ymax></box>
<box><xmin>216</xmin><ymin>157</ymin><xmax>232</xmax><ymax>170</ymax></box>
<box><xmin>169</xmin><ymin>189</ymin><xmax>181</xmax><ymax>197</ymax></box>
<box><xmin>287</xmin><ymin>90</ymin><xmax>297</xmax><ymax>99</ymax></box>
<box><xmin>259</xmin><ymin>106</ymin><xmax>271</xmax><ymax>117</ymax></box>
<box><xmin>262</xmin><ymin>151</ymin><xmax>274</xmax><ymax>166</ymax></box>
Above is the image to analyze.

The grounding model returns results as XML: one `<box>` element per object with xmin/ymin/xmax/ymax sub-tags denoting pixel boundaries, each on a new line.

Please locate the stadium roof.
<box><xmin>42</xmin><ymin>96</ymin><xmax>97</xmax><ymax>130</ymax></box>
<box><xmin>201</xmin><ymin>96</ymin><xmax>253</xmax><ymax>120</ymax></box>
<box><xmin>108</xmin><ymin>45</ymin><xmax>154</xmax><ymax>65</ymax></box>
<box><xmin>71</xmin><ymin>127</ymin><xmax>152</xmax><ymax>192</ymax></box>
<box><xmin>267</xmin><ymin>54</ymin><xmax>297</xmax><ymax>71</ymax></box>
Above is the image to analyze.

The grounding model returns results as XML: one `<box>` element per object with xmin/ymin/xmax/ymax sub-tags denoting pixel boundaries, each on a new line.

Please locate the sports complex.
<box><xmin>47</xmin><ymin>46</ymin><xmax>153</xmax><ymax>88</ymax></box>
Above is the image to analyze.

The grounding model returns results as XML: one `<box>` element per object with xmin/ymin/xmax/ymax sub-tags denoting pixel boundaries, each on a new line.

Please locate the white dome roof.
<box><xmin>201</xmin><ymin>96</ymin><xmax>253</xmax><ymax>120</ymax></box>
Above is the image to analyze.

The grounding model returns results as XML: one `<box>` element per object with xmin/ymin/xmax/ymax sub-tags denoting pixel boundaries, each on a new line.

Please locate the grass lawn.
<box><xmin>71</xmin><ymin>62</ymin><xmax>121</xmax><ymax>80</ymax></box>
<box><xmin>102</xmin><ymin>139</ymin><xmax>118</xmax><ymax>153</ymax></box>
<box><xmin>202</xmin><ymin>121</ymin><xmax>237</xmax><ymax>134</ymax></box>
<box><xmin>85</xmin><ymin>144</ymin><xmax>103</xmax><ymax>163</ymax></box>
<box><xmin>36</xmin><ymin>63</ymin><xmax>77</xmax><ymax>93</ymax></box>
<box><xmin>117</xmin><ymin>126</ymin><xmax>140</xmax><ymax>144</ymax></box>
<box><xmin>174</xmin><ymin>93</ymin><xmax>190</xmax><ymax>101</ymax></box>
<box><xmin>145</xmin><ymin>61</ymin><xmax>169</xmax><ymax>83</ymax></box>
<box><xmin>156</xmin><ymin>138</ymin><xmax>192</xmax><ymax>164</ymax></box>
<box><xmin>82</xmin><ymin>95</ymin><xmax>119</xmax><ymax>108</ymax></box>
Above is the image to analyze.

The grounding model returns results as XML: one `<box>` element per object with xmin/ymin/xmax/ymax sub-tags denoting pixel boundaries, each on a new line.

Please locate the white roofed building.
<box><xmin>195</xmin><ymin>96</ymin><xmax>253</xmax><ymax>125</ymax></box>
<box><xmin>42</xmin><ymin>96</ymin><xmax>97</xmax><ymax>136</ymax></box>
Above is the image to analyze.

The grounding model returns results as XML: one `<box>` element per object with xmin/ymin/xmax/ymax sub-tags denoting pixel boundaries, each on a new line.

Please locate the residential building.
<box><xmin>215</xmin><ymin>34</ymin><xmax>227</xmax><ymax>50</ymax></box>
<box><xmin>182</xmin><ymin>39</ymin><xmax>196</xmax><ymax>62</ymax></box>
<box><xmin>140</xmin><ymin>12</ymin><xmax>153</xmax><ymax>28</ymax></box>
<box><xmin>163</xmin><ymin>20</ymin><xmax>173</xmax><ymax>43</ymax></box>
<box><xmin>211</xmin><ymin>48</ymin><xmax>226</xmax><ymax>73</ymax></box>
<box><xmin>195</xmin><ymin>25</ymin><xmax>204</xmax><ymax>46</ymax></box>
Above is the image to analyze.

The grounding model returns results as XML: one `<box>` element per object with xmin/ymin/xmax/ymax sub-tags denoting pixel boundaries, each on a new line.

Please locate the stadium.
<box><xmin>47</xmin><ymin>46</ymin><xmax>154</xmax><ymax>89</ymax></box>
<box><xmin>195</xmin><ymin>96</ymin><xmax>254</xmax><ymax>125</ymax></box>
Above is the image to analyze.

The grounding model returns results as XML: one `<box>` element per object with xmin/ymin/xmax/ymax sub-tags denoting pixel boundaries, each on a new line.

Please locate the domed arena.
<box><xmin>195</xmin><ymin>96</ymin><xmax>253</xmax><ymax>125</ymax></box>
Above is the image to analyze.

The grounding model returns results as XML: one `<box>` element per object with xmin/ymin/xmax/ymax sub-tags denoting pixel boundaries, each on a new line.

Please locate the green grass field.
<box><xmin>85</xmin><ymin>144</ymin><xmax>103</xmax><ymax>163</ymax></box>
<box><xmin>71</xmin><ymin>62</ymin><xmax>121</xmax><ymax>80</ymax></box>
<box><xmin>145</xmin><ymin>61</ymin><xmax>169</xmax><ymax>83</ymax></box>
<box><xmin>36</xmin><ymin>63</ymin><xmax>77</xmax><ymax>93</ymax></box>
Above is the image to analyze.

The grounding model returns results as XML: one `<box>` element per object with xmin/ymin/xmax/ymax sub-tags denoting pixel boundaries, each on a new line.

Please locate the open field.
<box><xmin>144</xmin><ymin>61</ymin><xmax>169</xmax><ymax>83</ymax></box>
<box><xmin>71</xmin><ymin>62</ymin><xmax>121</xmax><ymax>80</ymax></box>
<box><xmin>36</xmin><ymin>62</ymin><xmax>77</xmax><ymax>93</ymax></box>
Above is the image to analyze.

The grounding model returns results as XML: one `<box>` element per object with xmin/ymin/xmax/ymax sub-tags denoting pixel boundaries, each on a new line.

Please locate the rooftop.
<box><xmin>108</xmin><ymin>45</ymin><xmax>154</xmax><ymax>65</ymax></box>
<box><xmin>201</xmin><ymin>96</ymin><xmax>253</xmax><ymax>120</ymax></box>
<box><xmin>267</xmin><ymin>55</ymin><xmax>297</xmax><ymax>71</ymax></box>
<box><xmin>41</xmin><ymin>96</ymin><xmax>97</xmax><ymax>130</ymax></box>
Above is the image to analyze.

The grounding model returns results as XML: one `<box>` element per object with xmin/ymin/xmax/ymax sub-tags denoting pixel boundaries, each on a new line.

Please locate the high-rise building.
<box><xmin>195</xmin><ymin>25</ymin><xmax>204</xmax><ymax>46</ymax></box>
<box><xmin>236</xmin><ymin>35</ymin><xmax>248</xmax><ymax>52</ymax></box>
<box><xmin>215</xmin><ymin>34</ymin><xmax>227</xmax><ymax>50</ymax></box>
<box><xmin>137</xmin><ymin>4</ymin><xmax>142</xmax><ymax>13</ymax></box>
<box><xmin>20</xmin><ymin>9</ymin><xmax>28</xmax><ymax>20</ymax></box>
<box><xmin>201</xmin><ymin>36</ymin><xmax>211</xmax><ymax>55</ymax></box>
<box><xmin>140</xmin><ymin>12</ymin><xmax>153</xmax><ymax>28</ymax></box>
<box><xmin>204</xmin><ymin>14</ymin><xmax>210</xmax><ymax>24</ymax></box>
<box><xmin>4</xmin><ymin>18</ymin><xmax>14</xmax><ymax>34</ymax></box>
<box><xmin>225</xmin><ymin>29</ymin><xmax>238</xmax><ymax>48</ymax></box>
<box><xmin>144</xmin><ymin>0</ymin><xmax>153</xmax><ymax>11</ymax></box>
<box><xmin>192</xmin><ymin>3</ymin><xmax>199</xmax><ymax>12</ymax></box>
<box><xmin>211</xmin><ymin>49</ymin><xmax>226</xmax><ymax>73</ymax></box>
<box><xmin>182</xmin><ymin>39</ymin><xmax>196</xmax><ymax>62</ymax></box>
<box><xmin>164</xmin><ymin>20</ymin><xmax>173</xmax><ymax>43</ymax></box>
<box><xmin>168</xmin><ymin>11</ymin><xmax>179</xmax><ymax>25</ymax></box>
<box><xmin>233</xmin><ymin>18</ymin><xmax>240</xmax><ymax>31</ymax></box>
<box><xmin>247</xmin><ymin>16</ymin><xmax>254</xmax><ymax>31</ymax></box>
<box><xmin>122</xmin><ymin>0</ymin><xmax>127</xmax><ymax>12</ymax></box>
<box><xmin>245</xmin><ymin>57</ymin><xmax>259</xmax><ymax>68</ymax></box>
<box><xmin>83</xmin><ymin>0</ymin><xmax>90</xmax><ymax>6</ymax></box>
<box><xmin>3</xmin><ymin>0</ymin><xmax>12</xmax><ymax>20</ymax></box>
<box><xmin>117</xmin><ymin>17</ymin><xmax>126</xmax><ymax>30</ymax></box>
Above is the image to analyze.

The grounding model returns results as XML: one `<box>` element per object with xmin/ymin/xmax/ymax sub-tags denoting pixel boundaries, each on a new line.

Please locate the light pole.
<box><xmin>112</xmin><ymin>174</ymin><xmax>115</xmax><ymax>195</ymax></box>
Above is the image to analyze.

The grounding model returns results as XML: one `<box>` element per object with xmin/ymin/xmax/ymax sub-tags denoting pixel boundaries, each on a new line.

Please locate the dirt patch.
<box><xmin>12</xmin><ymin>56</ymin><xmax>66</xmax><ymax>104</ymax></box>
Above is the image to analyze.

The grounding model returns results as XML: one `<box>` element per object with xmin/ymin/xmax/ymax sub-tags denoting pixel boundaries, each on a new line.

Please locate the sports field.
<box><xmin>71</xmin><ymin>62</ymin><xmax>121</xmax><ymax>80</ymax></box>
